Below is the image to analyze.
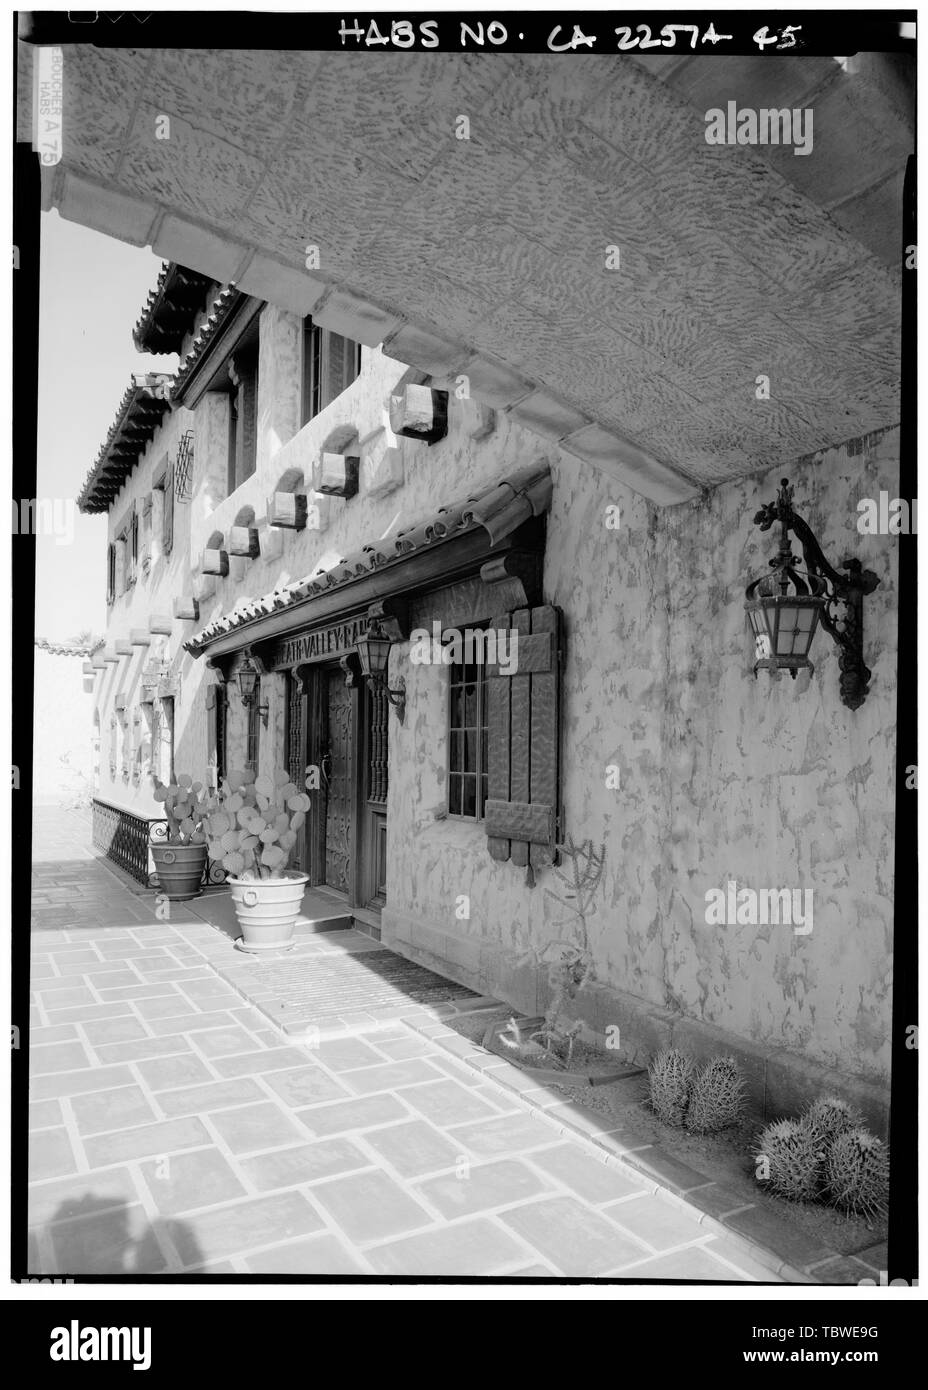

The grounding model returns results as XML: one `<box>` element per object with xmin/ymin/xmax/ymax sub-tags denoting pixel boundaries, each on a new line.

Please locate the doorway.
<box><xmin>286</xmin><ymin>661</ymin><xmax>388</xmax><ymax>912</ymax></box>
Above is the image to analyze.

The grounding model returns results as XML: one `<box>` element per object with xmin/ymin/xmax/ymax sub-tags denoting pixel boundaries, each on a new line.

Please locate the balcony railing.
<box><xmin>92</xmin><ymin>798</ymin><xmax>227</xmax><ymax>889</ymax></box>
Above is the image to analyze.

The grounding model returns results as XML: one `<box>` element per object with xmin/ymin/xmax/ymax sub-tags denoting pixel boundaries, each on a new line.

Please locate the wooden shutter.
<box><xmin>485</xmin><ymin>604</ymin><xmax>562</xmax><ymax>877</ymax></box>
<box><xmin>321</xmin><ymin>330</ymin><xmax>358</xmax><ymax>411</ymax></box>
<box><xmin>106</xmin><ymin>544</ymin><xmax>115</xmax><ymax>604</ymax></box>
<box><xmin>206</xmin><ymin>683</ymin><xmax>227</xmax><ymax>788</ymax></box>
<box><xmin>162</xmin><ymin>464</ymin><xmax>174</xmax><ymax>556</ymax></box>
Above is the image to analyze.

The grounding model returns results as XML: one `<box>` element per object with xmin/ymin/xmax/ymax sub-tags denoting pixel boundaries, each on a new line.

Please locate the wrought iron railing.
<box><xmin>92</xmin><ymin>798</ymin><xmax>227</xmax><ymax>889</ymax></box>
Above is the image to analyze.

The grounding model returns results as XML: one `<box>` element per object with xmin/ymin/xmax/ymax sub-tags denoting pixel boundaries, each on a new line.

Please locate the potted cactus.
<box><xmin>151</xmin><ymin>775</ymin><xmax>210</xmax><ymax>900</ymax></box>
<box><xmin>203</xmin><ymin>767</ymin><xmax>311</xmax><ymax>952</ymax></box>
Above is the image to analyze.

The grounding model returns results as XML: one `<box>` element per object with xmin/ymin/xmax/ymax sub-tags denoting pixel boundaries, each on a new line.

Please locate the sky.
<box><xmin>34</xmin><ymin>212</ymin><xmax>177</xmax><ymax>642</ymax></box>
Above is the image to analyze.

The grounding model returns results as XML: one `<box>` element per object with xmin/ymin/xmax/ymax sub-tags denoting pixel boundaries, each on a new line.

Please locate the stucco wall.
<box><xmin>383</xmin><ymin>422</ymin><xmax>898</xmax><ymax>1089</ymax></box>
<box><xmin>32</xmin><ymin>650</ymin><xmax>96</xmax><ymax>805</ymax></box>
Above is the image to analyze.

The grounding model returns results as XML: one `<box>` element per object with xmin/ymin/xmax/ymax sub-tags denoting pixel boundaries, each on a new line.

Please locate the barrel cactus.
<box><xmin>801</xmin><ymin>1095</ymin><xmax>863</xmax><ymax>1149</ymax></box>
<box><xmin>755</xmin><ymin>1117</ymin><xmax>824</xmax><ymax>1202</ymax></box>
<box><xmin>823</xmin><ymin>1128</ymin><xmax>889</xmax><ymax>1219</ymax></box>
<box><xmin>648</xmin><ymin>1048</ymin><xmax>695</xmax><ymax>1126</ymax></box>
<box><xmin>685</xmin><ymin>1056</ymin><xmax>746</xmax><ymax>1134</ymax></box>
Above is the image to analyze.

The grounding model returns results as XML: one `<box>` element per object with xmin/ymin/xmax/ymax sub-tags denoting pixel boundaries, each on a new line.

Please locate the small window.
<box><xmin>156</xmin><ymin>465</ymin><xmax>174</xmax><ymax>557</ymax></box>
<box><xmin>225</xmin><ymin>343</ymin><xmax>259</xmax><ymax>496</ymax></box>
<box><xmin>106</xmin><ymin>543</ymin><xmax>116</xmax><ymax>605</ymax></box>
<box><xmin>129</xmin><ymin>507</ymin><xmax>139</xmax><ymax>577</ymax></box>
<box><xmin>447</xmin><ymin>651</ymin><xmax>489</xmax><ymax>821</ymax></box>
<box><xmin>301</xmin><ymin>319</ymin><xmax>361</xmax><ymax>427</ymax></box>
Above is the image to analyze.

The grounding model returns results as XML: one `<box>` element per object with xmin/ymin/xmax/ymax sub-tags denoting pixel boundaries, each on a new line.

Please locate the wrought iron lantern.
<box><xmin>745</xmin><ymin>478</ymin><xmax>880</xmax><ymax>710</ymax></box>
<box><xmin>356</xmin><ymin>618</ymin><xmax>406</xmax><ymax>721</ymax></box>
<box><xmin>236</xmin><ymin>656</ymin><xmax>269</xmax><ymax>727</ymax></box>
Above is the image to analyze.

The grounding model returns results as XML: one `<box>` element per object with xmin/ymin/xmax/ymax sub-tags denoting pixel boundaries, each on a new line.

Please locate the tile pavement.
<box><xmin>24</xmin><ymin>809</ymin><xmax>811</xmax><ymax>1281</ymax></box>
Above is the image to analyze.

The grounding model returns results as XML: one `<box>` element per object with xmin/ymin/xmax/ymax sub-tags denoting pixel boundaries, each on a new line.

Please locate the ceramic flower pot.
<box><xmin>227</xmin><ymin>871</ymin><xmax>309</xmax><ymax>952</ymax></box>
<box><xmin>151</xmin><ymin>842</ymin><xmax>208</xmax><ymax>901</ymax></box>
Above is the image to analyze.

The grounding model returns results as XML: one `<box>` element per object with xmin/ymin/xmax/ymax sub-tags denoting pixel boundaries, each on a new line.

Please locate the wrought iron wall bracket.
<box><xmin>752</xmin><ymin>479</ymin><xmax>880</xmax><ymax>710</ymax></box>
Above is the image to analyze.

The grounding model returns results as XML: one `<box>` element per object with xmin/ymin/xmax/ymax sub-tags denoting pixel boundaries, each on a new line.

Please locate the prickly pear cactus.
<box><xmin>648</xmin><ymin>1048</ymin><xmax>695</xmax><ymax>1127</ymax></box>
<box><xmin>685</xmin><ymin>1056</ymin><xmax>746</xmax><ymax>1134</ymax></box>
<box><xmin>801</xmin><ymin>1095</ymin><xmax>863</xmax><ymax>1150</ymax></box>
<box><xmin>755</xmin><ymin>1118</ymin><xmax>824</xmax><ymax>1202</ymax></box>
<box><xmin>823</xmin><ymin>1128</ymin><xmax>889</xmax><ymax>1219</ymax></box>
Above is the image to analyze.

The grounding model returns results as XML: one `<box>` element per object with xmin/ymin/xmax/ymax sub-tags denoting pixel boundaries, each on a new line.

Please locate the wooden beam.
<box><xmin>130</xmin><ymin>629</ymin><xmax>151</xmax><ymax>647</ymax></box>
<box><xmin>114</xmin><ymin>639</ymin><xmax>132</xmax><ymax>656</ymax></box>
<box><xmin>173</xmin><ymin>596</ymin><xmax>200</xmax><ymax>621</ymax></box>
<box><xmin>201</xmin><ymin>548</ymin><xmax>229</xmax><ymax>577</ymax></box>
<box><xmin>149</xmin><ymin>615</ymin><xmax>173</xmax><ymax>635</ymax></box>
<box><xmin>228</xmin><ymin>526</ymin><xmax>260</xmax><ymax>559</ymax></box>
<box><xmin>267</xmin><ymin>492</ymin><xmax>308</xmax><ymax>530</ymax></box>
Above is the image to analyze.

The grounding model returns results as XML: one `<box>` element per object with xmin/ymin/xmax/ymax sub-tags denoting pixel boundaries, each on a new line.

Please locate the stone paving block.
<box><xmin>140</xmin><ymin>1147</ymin><xmax>247</xmax><ymax>1216</ymax></box>
<box><xmin>375</xmin><ymin>1035</ymin><xmax>438</xmax><ymax>1060</ymax></box>
<box><xmin>238</xmin><ymin>1137</ymin><xmax>371</xmax><ymax>1192</ymax></box>
<box><xmin>312</xmin><ymin>1037</ymin><xmax>389</xmax><ymax>1071</ymax></box>
<box><xmin>401</xmin><ymin>1079</ymin><xmax>501</xmax><ymax>1127</ymax></box>
<box><xmin>167</xmin><ymin>1191</ymin><xmax>324</xmax><ymax>1265</ymax></box>
<box><xmin>207</xmin><ymin>1101</ymin><xmax>307</xmax><ymax>1154</ymax></box>
<box><xmin>245</xmin><ymin>1233</ymin><xmax>367</xmax><ymax>1275</ymax></box>
<box><xmin>447</xmin><ymin>1111</ymin><xmax>560</xmax><ymax>1157</ymax></box>
<box><xmin>340</xmin><ymin>1058</ymin><xmax>445</xmax><ymax>1096</ymax></box>
<box><xmin>178</xmin><ymin>979</ymin><xmax>241</xmax><ymax>1001</ymax></box>
<box><xmin>28</xmin><ymin>1173</ymin><xmax>135</xmax><ymax>1231</ymax></box>
<box><xmin>416</xmin><ymin>1158</ymin><xmax>552</xmax><ymax>1219</ymax></box>
<box><xmin>295</xmin><ymin>1093</ymin><xmax>410</xmax><ymax>1139</ymax></box>
<box><xmin>31</xmin><ymin>1063</ymin><xmax>137</xmax><ymax>1100</ymax></box>
<box><xmin>33</xmin><ymin>986</ymin><xmax>97</xmax><ymax>1008</ymax></box>
<box><xmin>29</xmin><ymin>1128</ymin><xmax>78</xmax><ymax>1181</ymax></box>
<box><xmin>500</xmin><ymin>1196</ymin><xmax>653</xmax><ymax>1276</ymax></box>
<box><xmin>133</xmin><ymin>995</ymin><xmax>200</xmax><ymax>1021</ymax></box>
<box><xmin>80</xmin><ymin>970</ymin><xmax>145</xmax><ymax>989</ymax></box>
<box><xmin>310</xmin><ymin>1168</ymin><xmax>433</xmax><ymax>1244</ymax></box>
<box><xmin>46</xmin><ymin>1203</ymin><xmax>167</xmax><ymax>1275</ymax></box>
<box><xmin>43</xmin><ymin>1002</ymin><xmax>135</xmax><ymax>1025</ymax></box>
<box><xmin>188</xmin><ymin>1026</ymin><xmax>262</xmax><ymax>1059</ymax></box>
<box><xmin>429</xmin><ymin>1054</ymin><xmax>487</xmax><ymax>1087</ymax></box>
<box><xmin>96</xmin><ymin>1037</ymin><xmax>196</xmax><ymax>1064</ymax></box>
<box><xmin>97</xmin><ymin>984</ymin><xmax>181</xmax><ymax>1001</ymax></box>
<box><xmin>528</xmin><ymin>1143</ymin><xmax>650</xmax><ymax>1205</ymax></box>
<box><xmin>213</xmin><ymin>1047</ymin><xmax>313</xmax><ymax>1077</ymax></box>
<box><xmin>30</xmin><ymin>1099</ymin><xmax>63</xmax><ymax>1130</ymax></box>
<box><xmin>361</xmin><ymin>1119</ymin><xmax>464</xmax><ymax>1179</ymax></box>
<box><xmin>83</xmin><ymin>1116</ymin><xmax>212</xmax><ymax>1167</ymax></box>
<box><xmin>155</xmin><ymin>1077</ymin><xmax>266</xmax><ymax>1117</ymax></box>
<box><xmin>30</xmin><ymin>1042</ymin><xmax>92</xmax><ymax>1074</ymax></box>
<box><xmin>71</xmin><ymin>1084</ymin><xmax>158</xmax><ymax>1136</ymax></box>
<box><xmin>260</xmin><ymin>1065</ymin><xmax>349</xmax><ymax>1108</ymax></box>
<box><xmin>80</xmin><ymin>1018</ymin><xmax>151</xmax><ymax>1047</ymax></box>
<box><xmin>135</xmin><ymin>1053</ymin><xmax>217</xmax><ymax>1092</ymax></box>
<box><xmin>850</xmin><ymin>1242</ymin><xmax>887</xmax><ymax>1274</ymax></box>
<box><xmin>723</xmin><ymin>1205</ymin><xmax>834</xmax><ymax>1272</ymax></box>
<box><xmin>603</xmin><ymin>1192</ymin><xmax>707</xmax><ymax>1252</ymax></box>
<box><xmin>147</xmin><ymin>1011</ymin><xmax>237</xmax><ymax>1036</ymax></box>
<box><xmin>366</xmin><ymin>1217</ymin><xmax>529</xmax><ymax>1276</ymax></box>
<box><xmin>620</xmin><ymin>1244</ymin><xmax>753</xmax><ymax>1282</ymax></box>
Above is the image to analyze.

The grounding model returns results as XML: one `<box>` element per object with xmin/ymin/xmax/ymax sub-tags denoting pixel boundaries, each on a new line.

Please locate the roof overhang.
<box><xmin>77</xmin><ymin>375</ymin><xmax>172</xmax><ymax>513</ymax></box>
<box><xmin>133</xmin><ymin>262</ymin><xmax>217</xmax><ymax>353</ymax></box>
<box><xmin>171</xmin><ymin>290</ymin><xmax>262</xmax><ymax>408</ymax></box>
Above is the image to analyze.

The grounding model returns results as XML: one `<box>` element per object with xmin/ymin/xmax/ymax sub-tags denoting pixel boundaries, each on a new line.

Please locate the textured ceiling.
<box><xmin>25</xmin><ymin>46</ymin><xmax>912</xmax><ymax>503</ymax></box>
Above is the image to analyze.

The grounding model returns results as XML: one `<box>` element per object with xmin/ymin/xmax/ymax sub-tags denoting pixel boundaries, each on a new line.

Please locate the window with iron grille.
<box><xmin>129</xmin><ymin>507</ymin><xmax>139</xmax><ymax>580</ymax></box>
<box><xmin>215</xmin><ymin>683</ymin><xmax>227</xmax><ymax>785</ymax></box>
<box><xmin>447</xmin><ymin>652</ymin><xmax>489</xmax><ymax>821</ymax></box>
<box><xmin>245</xmin><ymin>679</ymin><xmax>261</xmax><ymax>774</ymax></box>
<box><xmin>301</xmin><ymin>320</ymin><xmax>362</xmax><ymax>427</ymax></box>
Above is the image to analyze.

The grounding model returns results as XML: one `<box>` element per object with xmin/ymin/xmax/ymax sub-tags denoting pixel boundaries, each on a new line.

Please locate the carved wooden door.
<box><xmin>324</xmin><ymin>668</ymin><xmax>353</xmax><ymax>893</ymax></box>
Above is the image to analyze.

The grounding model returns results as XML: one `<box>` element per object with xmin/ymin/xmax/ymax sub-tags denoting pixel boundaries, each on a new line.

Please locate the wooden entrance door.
<box><xmin>323</xmin><ymin>666</ymin><xmax>353</xmax><ymax>894</ymax></box>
